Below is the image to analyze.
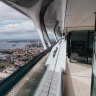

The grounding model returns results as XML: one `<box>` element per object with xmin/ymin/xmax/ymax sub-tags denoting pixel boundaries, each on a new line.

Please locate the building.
<box><xmin>0</xmin><ymin>0</ymin><xmax>96</xmax><ymax>96</ymax></box>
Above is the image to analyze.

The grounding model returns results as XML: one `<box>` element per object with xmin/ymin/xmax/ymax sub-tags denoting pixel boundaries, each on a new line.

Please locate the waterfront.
<box><xmin>0</xmin><ymin>41</ymin><xmax>27</xmax><ymax>49</ymax></box>
<box><xmin>0</xmin><ymin>40</ymin><xmax>43</xmax><ymax>82</ymax></box>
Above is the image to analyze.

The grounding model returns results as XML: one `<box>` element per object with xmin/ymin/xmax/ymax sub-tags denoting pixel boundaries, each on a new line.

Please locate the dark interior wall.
<box><xmin>71</xmin><ymin>31</ymin><xmax>88</xmax><ymax>55</ymax></box>
<box><xmin>67</xmin><ymin>30</ymin><xmax>94</xmax><ymax>63</ymax></box>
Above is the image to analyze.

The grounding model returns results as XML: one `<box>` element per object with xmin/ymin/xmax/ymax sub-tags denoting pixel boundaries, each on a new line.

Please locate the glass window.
<box><xmin>70</xmin><ymin>30</ymin><xmax>93</xmax><ymax>64</ymax></box>
<box><xmin>92</xmin><ymin>35</ymin><xmax>96</xmax><ymax>96</ymax></box>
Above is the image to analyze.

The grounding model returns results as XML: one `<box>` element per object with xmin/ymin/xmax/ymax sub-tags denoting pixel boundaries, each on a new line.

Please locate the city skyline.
<box><xmin>0</xmin><ymin>40</ymin><xmax>44</xmax><ymax>82</ymax></box>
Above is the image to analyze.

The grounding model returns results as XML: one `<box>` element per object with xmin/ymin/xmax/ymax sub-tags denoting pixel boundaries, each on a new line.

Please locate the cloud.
<box><xmin>0</xmin><ymin>1</ymin><xmax>40</xmax><ymax>40</ymax></box>
<box><xmin>0</xmin><ymin>2</ymin><xmax>29</xmax><ymax>20</ymax></box>
<box><xmin>0</xmin><ymin>1</ymin><xmax>54</xmax><ymax>40</ymax></box>
<box><xmin>0</xmin><ymin>20</ymin><xmax>39</xmax><ymax>39</ymax></box>
<box><xmin>0</xmin><ymin>21</ymin><xmax>36</xmax><ymax>33</ymax></box>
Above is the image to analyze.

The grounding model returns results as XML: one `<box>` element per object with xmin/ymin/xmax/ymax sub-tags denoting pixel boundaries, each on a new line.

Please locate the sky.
<box><xmin>0</xmin><ymin>2</ymin><xmax>54</xmax><ymax>40</ymax></box>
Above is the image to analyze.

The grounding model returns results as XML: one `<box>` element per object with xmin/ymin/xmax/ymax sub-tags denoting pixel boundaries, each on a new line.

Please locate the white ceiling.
<box><xmin>1</xmin><ymin>0</ymin><xmax>96</xmax><ymax>33</ymax></box>
<box><xmin>65</xmin><ymin>0</ymin><xmax>96</xmax><ymax>32</ymax></box>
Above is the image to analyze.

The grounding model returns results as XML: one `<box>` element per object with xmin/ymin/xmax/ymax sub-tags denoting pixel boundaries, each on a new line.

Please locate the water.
<box><xmin>0</xmin><ymin>41</ymin><xmax>27</xmax><ymax>49</ymax></box>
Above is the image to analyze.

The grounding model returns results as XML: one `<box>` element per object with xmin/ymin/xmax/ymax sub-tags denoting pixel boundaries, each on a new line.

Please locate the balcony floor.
<box><xmin>64</xmin><ymin>57</ymin><xmax>92</xmax><ymax>96</ymax></box>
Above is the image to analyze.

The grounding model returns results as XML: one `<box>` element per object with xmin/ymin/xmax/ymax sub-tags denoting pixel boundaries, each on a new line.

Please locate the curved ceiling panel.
<box><xmin>9</xmin><ymin>0</ymin><xmax>39</xmax><ymax>8</ymax></box>
<box><xmin>65</xmin><ymin>0</ymin><xmax>96</xmax><ymax>32</ymax></box>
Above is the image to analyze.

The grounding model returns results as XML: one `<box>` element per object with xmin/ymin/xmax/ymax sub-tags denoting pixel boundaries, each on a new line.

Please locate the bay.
<box><xmin>0</xmin><ymin>41</ymin><xmax>27</xmax><ymax>49</ymax></box>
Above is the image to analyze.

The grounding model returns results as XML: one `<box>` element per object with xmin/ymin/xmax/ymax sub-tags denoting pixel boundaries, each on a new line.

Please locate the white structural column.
<box><xmin>50</xmin><ymin>28</ymin><xmax>58</xmax><ymax>42</ymax></box>
<box><xmin>33</xmin><ymin>18</ymin><xmax>47</xmax><ymax>49</ymax></box>
<box><xmin>55</xmin><ymin>28</ymin><xmax>59</xmax><ymax>41</ymax></box>
<box><xmin>43</xmin><ymin>30</ymin><xmax>51</xmax><ymax>47</ymax></box>
<box><xmin>4</xmin><ymin>0</ymin><xmax>51</xmax><ymax>50</ymax></box>
<box><xmin>39</xmin><ymin>0</ymin><xmax>53</xmax><ymax>47</ymax></box>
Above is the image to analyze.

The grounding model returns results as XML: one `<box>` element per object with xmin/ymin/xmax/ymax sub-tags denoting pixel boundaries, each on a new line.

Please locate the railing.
<box><xmin>34</xmin><ymin>39</ymin><xmax>66</xmax><ymax>96</ymax></box>
<box><xmin>0</xmin><ymin>45</ymin><xmax>54</xmax><ymax>96</ymax></box>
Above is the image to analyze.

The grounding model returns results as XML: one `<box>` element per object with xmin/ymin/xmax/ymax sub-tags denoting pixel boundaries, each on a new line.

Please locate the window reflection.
<box><xmin>70</xmin><ymin>31</ymin><xmax>93</xmax><ymax>64</ymax></box>
<box><xmin>92</xmin><ymin>37</ymin><xmax>96</xmax><ymax>96</ymax></box>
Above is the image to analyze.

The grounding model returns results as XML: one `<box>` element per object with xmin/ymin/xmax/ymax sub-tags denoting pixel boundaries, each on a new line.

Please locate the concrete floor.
<box><xmin>64</xmin><ymin>57</ymin><xmax>92</xmax><ymax>96</ymax></box>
